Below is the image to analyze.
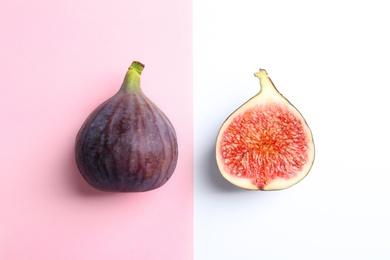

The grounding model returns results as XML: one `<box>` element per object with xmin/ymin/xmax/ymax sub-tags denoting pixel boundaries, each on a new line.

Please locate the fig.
<box><xmin>215</xmin><ymin>69</ymin><xmax>315</xmax><ymax>191</ymax></box>
<box><xmin>75</xmin><ymin>61</ymin><xmax>178</xmax><ymax>192</ymax></box>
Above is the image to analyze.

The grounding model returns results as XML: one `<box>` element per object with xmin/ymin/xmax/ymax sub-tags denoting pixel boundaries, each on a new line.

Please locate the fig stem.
<box><xmin>122</xmin><ymin>61</ymin><xmax>145</xmax><ymax>92</ymax></box>
<box><xmin>254</xmin><ymin>69</ymin><xmax>277</xmax><ymax>94</ymax></box>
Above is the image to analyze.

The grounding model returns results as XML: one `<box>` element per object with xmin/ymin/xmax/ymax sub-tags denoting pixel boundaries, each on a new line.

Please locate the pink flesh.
<box><xmin>219</xmin><ymin>103</ymin><xmax>309</xmax><ymax>189</ymax></box>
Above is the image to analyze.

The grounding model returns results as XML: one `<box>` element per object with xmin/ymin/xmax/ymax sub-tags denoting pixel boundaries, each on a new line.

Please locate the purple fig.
<box><xmin>75</xmin><ymin>61</ymin><xmax>178</xmax><ymax>192</ymax></box>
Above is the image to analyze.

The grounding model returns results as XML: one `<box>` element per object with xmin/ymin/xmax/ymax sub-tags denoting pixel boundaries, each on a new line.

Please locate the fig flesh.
<box><xmin>216</xmin><ymin>69</ymin><xmax>315</xmax><ymax>190</ymax></box>
<box><xmin>75</xmin><ymin>61</ymin><xmax>178</xmax><ymax>192</ymax></box>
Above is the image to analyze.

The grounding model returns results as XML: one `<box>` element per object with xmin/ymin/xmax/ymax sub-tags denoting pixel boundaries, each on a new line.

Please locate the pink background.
<box><xmin>0</xmin><ymin>1</ymin><xmax>193</xmax><ymax>259</ymax></box>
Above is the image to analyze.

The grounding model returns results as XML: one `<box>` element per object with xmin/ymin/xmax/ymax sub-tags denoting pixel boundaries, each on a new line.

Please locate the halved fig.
<box><xmin>216</xmin><ymin>69</ymin><xmax>315</xmax><ymax>190</ymax></box>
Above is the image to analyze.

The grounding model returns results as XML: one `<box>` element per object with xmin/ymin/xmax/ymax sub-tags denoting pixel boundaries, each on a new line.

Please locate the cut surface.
<box><xmin>217</xmin><ymin>102</ymin><xmax>310</xmax><ymax>190</ymax></box>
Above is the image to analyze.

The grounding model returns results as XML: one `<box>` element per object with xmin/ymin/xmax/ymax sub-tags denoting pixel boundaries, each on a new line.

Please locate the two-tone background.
<box><xmin>1</xmin><ymin>0</ymin><xmax>389</xmax><ymax>259</ymax></box>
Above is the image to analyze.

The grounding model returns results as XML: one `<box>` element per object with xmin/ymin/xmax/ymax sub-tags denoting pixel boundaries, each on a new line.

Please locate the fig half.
<box><xmin>216</xmin><ymin>69</ymin><xmax>315</xmax><ymax>190</ymax></box>
<box><xmin>75</xmin><ymin>61</ymin><xmax>178</xmax><ymax>192</ymax></box>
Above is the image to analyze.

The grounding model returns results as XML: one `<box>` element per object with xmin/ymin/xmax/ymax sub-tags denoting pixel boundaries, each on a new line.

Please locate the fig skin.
<box><xmin>75</xmin><ymin>61</ymin><xmax>178</xmax><ymax>192</ymax></box>
<box><xmin>215</xmin><ymin>69</ymin><xmax>315</xmax><ymax>191</ymax></box>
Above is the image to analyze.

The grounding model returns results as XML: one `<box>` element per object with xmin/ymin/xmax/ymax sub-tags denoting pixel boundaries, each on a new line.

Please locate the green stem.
<box><xmin>122</xmin><ymin>61</ymin><xmax>145</xmax><ymax>92</ymax></box>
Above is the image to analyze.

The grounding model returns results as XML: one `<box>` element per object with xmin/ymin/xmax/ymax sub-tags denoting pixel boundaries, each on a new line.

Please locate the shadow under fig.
<box><xmin>202</xmin><ymin>144</ymin><xmax>248</xmax><ymax>193</ymax></box>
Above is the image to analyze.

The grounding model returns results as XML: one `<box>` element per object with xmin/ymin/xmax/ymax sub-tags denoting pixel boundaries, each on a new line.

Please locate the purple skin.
<box><xmin>75</xmin><ymin>62</ymin><xmax>178</xmax><ymax>192</ymax></box>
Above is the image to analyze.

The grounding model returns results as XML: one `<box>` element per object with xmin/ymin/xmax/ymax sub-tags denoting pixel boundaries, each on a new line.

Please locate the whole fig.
<box><xmin>75</xmin><ymin>61</ymin><xmax>178</xmax><ymax>192</ymax></box>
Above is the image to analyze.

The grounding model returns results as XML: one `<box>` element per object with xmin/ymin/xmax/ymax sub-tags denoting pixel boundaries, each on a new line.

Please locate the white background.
<box><xmin>193</xmin><ymin>0</ymin><xmax>390</xmax><ymax>259</ymax></box>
